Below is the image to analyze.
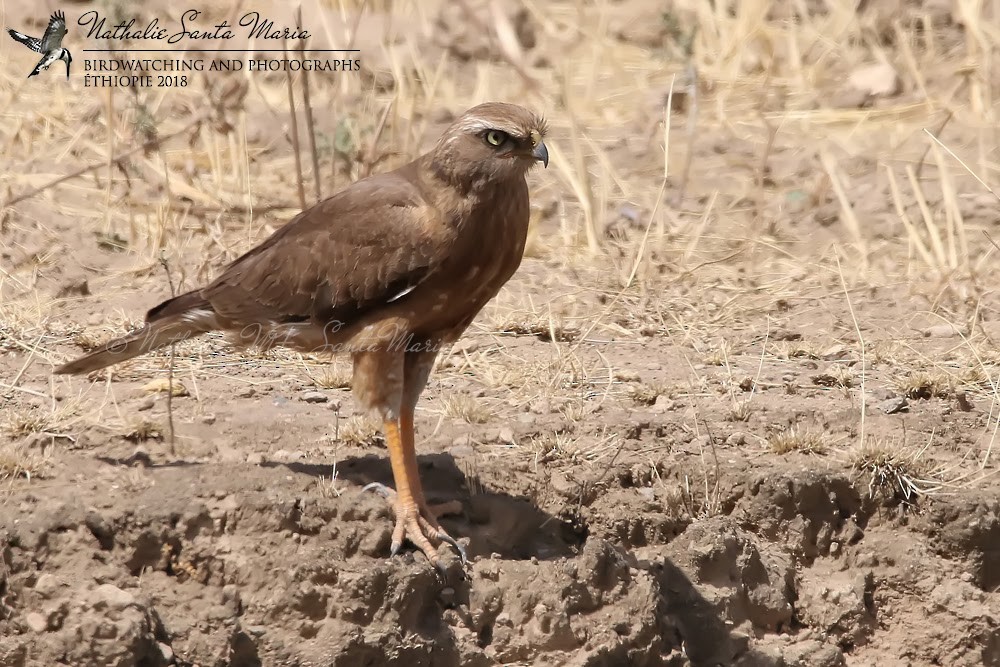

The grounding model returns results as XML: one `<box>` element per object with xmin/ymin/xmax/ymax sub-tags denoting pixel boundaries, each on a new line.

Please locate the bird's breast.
<box><xmin>411</xmin><ymin>183</ymin><xmax>531</xmax><ymax>338</ymax></box>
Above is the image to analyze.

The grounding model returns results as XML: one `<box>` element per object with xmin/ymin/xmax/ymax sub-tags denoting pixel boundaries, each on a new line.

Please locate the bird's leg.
<box><xmin>366</xmin><ymin>406</ymin><xmax>466</xmax><ymax>565</ymax></box>
<box><xmin>363</xmin><ymin>408</ymin><xmax>461</xmax><ymax>519</ymax></box>
<box><xmin>401</xmin><ymin>405</ymin><xmax>462</xmax><ymax>518</ymax></box>
<box><xmin>357</xmin><ymin>347</ymin><xmax>466</xmax><ymax>566</ymax></box>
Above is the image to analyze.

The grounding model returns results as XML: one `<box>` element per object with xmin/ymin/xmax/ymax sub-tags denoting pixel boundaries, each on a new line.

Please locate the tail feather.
<box><xmin>54</xmin><ymin>291</ymin><xmax>217</xmax><ymax>376</ymax></box>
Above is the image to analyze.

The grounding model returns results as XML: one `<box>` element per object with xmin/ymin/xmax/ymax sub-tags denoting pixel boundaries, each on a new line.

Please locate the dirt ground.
<box><xmin>2</xmin><ymin>0</ymin><xmax>1000</xmax><ymax>665</ymax></box>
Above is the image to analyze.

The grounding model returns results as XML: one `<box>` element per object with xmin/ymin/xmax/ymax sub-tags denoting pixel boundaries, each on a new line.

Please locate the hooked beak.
<box><xmin>532</xmin><ymin>141</ymin><xmax>549</xmax><ymax>168</ymax></box>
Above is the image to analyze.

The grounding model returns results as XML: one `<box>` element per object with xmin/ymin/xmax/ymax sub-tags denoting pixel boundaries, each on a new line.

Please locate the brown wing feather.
<box><xmin>201</xmin><ymin>162</ymin><xmax>456</xmax><ymax>328</ymax></box>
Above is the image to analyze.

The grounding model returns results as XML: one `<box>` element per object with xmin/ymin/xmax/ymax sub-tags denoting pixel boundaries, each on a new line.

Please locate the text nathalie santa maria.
<box><xmin>79</xmin><ymin>9</ymin><xmax>311</xmax><ymax>43</ymax></box>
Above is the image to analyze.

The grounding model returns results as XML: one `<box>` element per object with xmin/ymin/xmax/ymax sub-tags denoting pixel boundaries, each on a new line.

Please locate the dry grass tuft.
<box><xmin>4</xmin><ymin>408</ymin><xmax>52</xmax><ymax>440</ymax></box>
<box><xmin>123</xmin><ymin>419</ymin><xmax>164</xmax><ymax>443</ymax></box>
<box><xmin>494</xmin><ymin>318</ymin><xmax>580</xmax><ymax>342</ymax></box>
<box><xmin>812</xmin><ymin>367</ymin><xmax>854</xmax><ymax>390</ymax></box>
<box><xmin>71</xmin><ymin>329</ymin><xmax>111</xmax><ymax>352</ymax></box>
<box><xmin>560</xmin><ymin>400</ymin><xmax>594</xmax><ymax>423</ymax></box>
<box><xmin>702</xmin><ymin>341</ymin><xmax>731</xmax><ymax>366</ymax></box>
<box><xmin>441</xmin><ymin>394</ymin><xmax>495</xmax><ymax>424</ymax></box>
<box><xmin>726</xmin><ymin>402</ymin><xmax>753</xmax><ymax>423</ymax></box>
<box><xmin>0</xmin><ymin>442</ymin><xmax>47</xmax><ymax>481</ymax></box>
<box><xmin>894</xmin><ymin>371</ymin><xmax>954</xmax><ymax>400</ymax></box>
<box><xmin>336</xmin><ymin>415</ymin><xmax>383</xmax><ymax>447</ymax></box>
<box><xmin>630</xmin><ymin>382</ymin><xmax>668</xmax><ymax>406</ymax></box>
<box><xmin>848</xmin><ymin>436</ymin><xmax>939</xmax><ymax>502</ymax></box>
<box><xmin>771</xmin><ymin>340</ymin><xmax>824</xmax><ymax>361</ymax></box>
<box><xmin>311</xmin><ymin>366</ymin><xmax>353</xmax><ymax>390</ymax></box>
<box><xmin>869</xmin><ymin>341</ymin><xmax>907</xmax><ymax>366</ymax></box>
<box><xmin>767</xmin><ymin>428</ymin><xmax>828</xmax><ymax>455</ymax></box>
<box><xmin>3</xmin><ymin>403</ymin><xmax>80</xmax><ymax>441</ymax></box>
<box><xmin>525</xmin><ymin>428</ymin><xmax>619</xmax><ymax>468</ymax></box>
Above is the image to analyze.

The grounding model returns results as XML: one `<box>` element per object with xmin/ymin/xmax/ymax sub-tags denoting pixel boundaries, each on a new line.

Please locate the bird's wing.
<box><xmin>200</xmin><ymin>163</ymin><xmax>455</xmax><ymax>327</ymax></box>
<box><xmin>40</xmin><ymin>10</ymin><xmax>66</xmax><ymax>52</ymax></box>
<box><xmin>7</xmin><ymin>29</ymin><xmax>42</xmax><ymax>53</ymax></box>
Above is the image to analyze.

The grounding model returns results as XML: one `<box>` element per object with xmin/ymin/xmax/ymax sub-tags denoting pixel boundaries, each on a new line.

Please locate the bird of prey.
<box><xmin>55</xmin><ymin>102</ymin><xmax>549</xmax><ymax>567</ymax></box>
<box><xmin>7</xmin><ymin>10</ymin><xmax>72</xmax><ymax>79</ymax></box>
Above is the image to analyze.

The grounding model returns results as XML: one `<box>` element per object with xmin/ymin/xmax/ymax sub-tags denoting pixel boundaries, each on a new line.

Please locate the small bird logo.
<box><xmin>7</xmin><ymin>10</ymin><xmax>72</xmax><ymax>79</ymax></box>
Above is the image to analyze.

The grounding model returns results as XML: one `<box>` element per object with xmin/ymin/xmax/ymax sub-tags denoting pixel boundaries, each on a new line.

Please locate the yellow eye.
<box><xmin>485</xmin><ymin>130</ymin><xmax>506</xmax><ymax>146</ymax></box>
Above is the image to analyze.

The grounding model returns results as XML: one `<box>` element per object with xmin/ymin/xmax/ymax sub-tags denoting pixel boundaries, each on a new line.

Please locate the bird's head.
<box><xmin>429</xmin><ymin>102</ymin><xmax>548</xmax><ymax>188</ymax></box>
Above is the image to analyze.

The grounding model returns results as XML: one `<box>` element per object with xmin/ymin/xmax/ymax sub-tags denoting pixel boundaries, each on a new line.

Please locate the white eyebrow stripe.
<box><xmin>454</xmin><ymin>116</ymin><xmax>523</xmax><ymax>136</ymax></box>
<box><xmin>455</xmin><ymin>118</ymin><xmax>491</xmax><ymax>133</ymax></box>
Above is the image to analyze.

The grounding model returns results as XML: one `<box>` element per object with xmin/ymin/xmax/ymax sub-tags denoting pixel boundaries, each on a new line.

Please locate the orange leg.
<box><xmin>366</xmin><ymin>407</ymin><xmax>465</xmax><ymax>566</ymax></box>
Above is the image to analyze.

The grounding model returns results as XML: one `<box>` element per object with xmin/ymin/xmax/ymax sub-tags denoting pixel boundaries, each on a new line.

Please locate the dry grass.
<box><xmin>310</xmin><ymin>365</ymin><xmax>353</xmax><ymax>390</ymax></box>
<box><xmin>768</xmin><ymin>428</ymin><xmax>828</xmax><ymax>456</ymax></box>
<box><xmin>894</xmin><ymin>370</ymin><xmax>955</xmax><ymax>400</ymax></box>
<box><xmin>123</xmin><ymin>419</ymin><xmax>165</xmax><ymax>443</ymax></box>
<box><xmin>847</xmin><ymin>436</ymin><xmax>941</xmax><ymax>502</ymax></box>
<box><xmin>773</xmin><ymin>341</ymin><xmax>827</xmax><ymax>361</ymax></box>
<box><xmin>528</xmin><ymin>430</ymin><xmax>620</xmax><ymax>467</ymax></box>
<box><xmin>727</xmin><ymin>402</ymin><xmax>753</xmax><ymax>423</ymax></box>
<box><xmin>0</xmin><ymin>442</ymin><xmax>47</xmax><ymax>481</ymax></box>
<box><xmin>702</xmin><ymin>341</ymin><xmax>731</xmax><ymax>367</ymax></box>
<box><xmin>630</xmin><ymin>382</ymin><xmax>668</xmax><ymax>406</ymax></box>
<box><xmin>441</xmin><ymin>394</ymin><xmax>495</xmax><ymax>424</ymax></box>
<box><xmin>560</xmin><ymin>399</ymin><xmax>595</xmax><ymax>423</ymax></box>
<box><xmin>335</xmin><ymin>415</ymin><xmax>382</xmax><ymax>448</ymax></box>
<box><xmin>3</xmin><ymin>403</ymin><xmax>80</xmax><ymax>441</ymax></box>
<box><xmin>4</xmin><ymin>408</ymin><xmax>52</xmax><ymax>440</ymax></box>
<box><xmin>812</xmin><ymin>366</ymin><xmax>855</xmax><ymax>391</ymax></box>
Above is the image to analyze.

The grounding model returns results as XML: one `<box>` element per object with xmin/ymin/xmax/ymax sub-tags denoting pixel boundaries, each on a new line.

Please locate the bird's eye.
<box><xmin>485</xmin><ymin>130</ymin><xmax>508</xmax><ymax>147</ymax></box>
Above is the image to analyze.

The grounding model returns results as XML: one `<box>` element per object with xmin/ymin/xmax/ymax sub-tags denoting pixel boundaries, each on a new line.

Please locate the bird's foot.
<box><xmin>362</xmin><ymin>482</ymin><xmax>466</xmax><ymax>567</ymax></box>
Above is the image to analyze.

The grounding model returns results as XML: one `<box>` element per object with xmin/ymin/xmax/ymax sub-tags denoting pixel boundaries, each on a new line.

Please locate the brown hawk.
<box><xmin>55</xmin><ymin>102</ymin><xmax>549</xmax><ymax>567</ymax></box>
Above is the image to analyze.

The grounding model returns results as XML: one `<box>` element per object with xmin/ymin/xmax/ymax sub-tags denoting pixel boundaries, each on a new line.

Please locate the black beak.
<box><xmin>532</xmin><ymin>142</ymin><xmax>549</xmax><ymax>168</ymax></box>
<box><xmin>65</xmin><ymin>57</ymin><xmax>71</xmax><ymax>79</ymax></box>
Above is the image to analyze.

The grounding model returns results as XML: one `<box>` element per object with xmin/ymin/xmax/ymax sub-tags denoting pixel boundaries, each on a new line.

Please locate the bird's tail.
<box><xmin>54</xmin><ymin>291</ymin><xmax>218</xmax><ymax>375</ymax></box>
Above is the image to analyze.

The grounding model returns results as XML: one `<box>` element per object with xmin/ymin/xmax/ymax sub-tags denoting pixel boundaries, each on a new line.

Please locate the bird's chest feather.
<box><xmin>414</xmin><ymin>181</ymin><xmax>530</xmax><ymax>335</ymax></box>
<box><xmin>457</xmin><ymin>185</ymin><xmax>529</xmax><ymax>289</ymax></box>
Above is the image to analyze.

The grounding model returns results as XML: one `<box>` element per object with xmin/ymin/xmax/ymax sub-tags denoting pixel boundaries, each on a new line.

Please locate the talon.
<box><xmin>362</xmin><ymin>482</ymin><xmax>396</xmax><ymax>500</ymax></box>
<box><xmin>414</xmin><ymin>514</ymin><xmax>466</xmax><ymax>564</ymax></box>
<box><xmin>366</xmin><ymin>482</ymin><xmax>467</xmax><ymax>565</ymax></box>
<box><xmin>438</xmin><ymin>532</ymin><xmax>468</xmax><ymax>565</ymax></box>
